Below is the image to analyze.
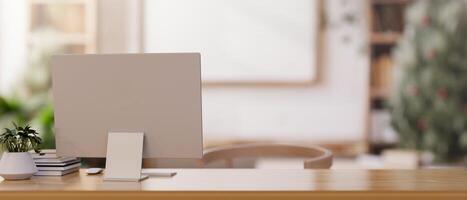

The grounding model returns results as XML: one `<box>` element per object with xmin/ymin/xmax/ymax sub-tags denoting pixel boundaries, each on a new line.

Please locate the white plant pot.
<box><xmin>0</xmin><ymin>152</ymin><xmax>37</xmax><ymax>180</ymax></box>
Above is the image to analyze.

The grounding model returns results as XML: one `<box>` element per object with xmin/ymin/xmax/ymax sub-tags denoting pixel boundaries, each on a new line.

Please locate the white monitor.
<box><xmin>51</xmin><ymin>53</ymin><xmax>203</xmax><ymax>181</ymax></box>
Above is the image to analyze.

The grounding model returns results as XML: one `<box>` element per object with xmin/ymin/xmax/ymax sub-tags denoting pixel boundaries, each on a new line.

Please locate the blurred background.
<box><xmin>0</xmin><ymin>0</ymin><xmax>466</xmax><ymax>169</ymax></box>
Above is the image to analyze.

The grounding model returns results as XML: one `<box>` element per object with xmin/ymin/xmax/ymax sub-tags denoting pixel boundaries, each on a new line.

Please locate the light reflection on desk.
<box><xmin>1</xmin><ymin>169</ymin><xmax>467</xmax><ymax>191</ymax></box>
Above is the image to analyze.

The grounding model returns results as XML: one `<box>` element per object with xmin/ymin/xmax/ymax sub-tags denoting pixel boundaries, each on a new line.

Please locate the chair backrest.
<box><xmin>199</xmin><ymin>143</ymin><xmax>333</xmax><ymax>169</ymax></box>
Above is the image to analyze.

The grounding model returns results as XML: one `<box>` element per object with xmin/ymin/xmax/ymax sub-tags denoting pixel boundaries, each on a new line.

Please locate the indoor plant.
<box><xmin>391</xmin><ymin>0</ymin><xmax>467</xmax><ymax>164</ymax></box>
<box><xmin>0</xmin><ymin>123</ymin><xmax>41</xmax><ymax>180</ymax></box>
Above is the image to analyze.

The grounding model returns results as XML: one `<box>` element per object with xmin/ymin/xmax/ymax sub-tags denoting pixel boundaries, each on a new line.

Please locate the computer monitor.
<box><xmin>51</xmin><ymin>53</ymin><xmax>203</xmax><ymax>181</ymax></box>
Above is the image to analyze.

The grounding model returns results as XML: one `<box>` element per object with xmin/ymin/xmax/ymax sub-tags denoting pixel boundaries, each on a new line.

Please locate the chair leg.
<box><xmin>225</xmin><ymin>159</ymin><xmax>233</xmax><ymax>168</ymax></box>
<box><xmin>195</xmin><ymin>160</ymin><xmax>205</xmax><ymax>168</ymax></box>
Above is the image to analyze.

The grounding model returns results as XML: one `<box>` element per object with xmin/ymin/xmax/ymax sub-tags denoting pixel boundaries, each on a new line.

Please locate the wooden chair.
<box><xmin>199</xmin><ymin>143</ymin><xmax>333</xmax><ymax>169</ymax></box>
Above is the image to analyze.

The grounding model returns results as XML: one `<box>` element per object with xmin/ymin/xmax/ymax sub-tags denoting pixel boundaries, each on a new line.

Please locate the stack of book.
<box><xmin>31</xmin><ymin>150</ymin><xmax>81</xmax><ymax>176</ymax></box>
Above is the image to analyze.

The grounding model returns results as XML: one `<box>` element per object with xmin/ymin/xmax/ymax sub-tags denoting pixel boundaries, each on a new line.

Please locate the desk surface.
<box><xmin>0</xmin><ymin>169</ymin><xmax>467</xmax><ymax>191</ymax></box>
<box><xmin>1</xmin><ymin>169</ymin><xmax>467</xmax><ymax>200</ymax></box>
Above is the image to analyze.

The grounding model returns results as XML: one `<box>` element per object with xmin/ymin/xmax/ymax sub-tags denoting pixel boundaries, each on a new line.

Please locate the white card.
<box><xmin>104</xmin><ymin>132</ymin><xmax>144</xmax><ymax>181</ymax></box>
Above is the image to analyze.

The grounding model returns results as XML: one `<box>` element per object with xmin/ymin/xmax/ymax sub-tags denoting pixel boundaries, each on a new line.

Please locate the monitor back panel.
<box><xmin>52</xmin><ymin>53</ymin><xmax>203</xmax><ymax>158</ymax></box>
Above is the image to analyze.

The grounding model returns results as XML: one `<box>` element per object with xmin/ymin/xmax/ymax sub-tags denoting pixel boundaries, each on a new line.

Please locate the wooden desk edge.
<box><xmin>1</xmin><ymin>191</ymin><xmax>467</xmax><ymax>200</ymax></box>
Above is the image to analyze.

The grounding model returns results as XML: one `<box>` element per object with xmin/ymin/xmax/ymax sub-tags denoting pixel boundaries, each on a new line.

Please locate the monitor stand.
<box><xmin>103</xmin><ymin>132</ymin><xmax>148</xmax><ymax>182</ymax></box>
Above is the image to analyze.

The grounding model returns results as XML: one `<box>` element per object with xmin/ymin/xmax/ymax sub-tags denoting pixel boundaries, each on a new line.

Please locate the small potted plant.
<box><xmin>0</xmin><ymin>123</ymin><xmax>41</xmax><ymax>180</ymax></box>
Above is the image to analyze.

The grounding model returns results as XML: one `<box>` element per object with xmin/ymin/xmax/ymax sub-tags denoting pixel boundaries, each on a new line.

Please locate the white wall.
<box><xmin>100</xmin><ymin>0</ymin><xmax>370</xmax><ymax>145</ymax></box>
<box><xmin>98</xmin><ymin>0</ymin><xmax>142</xmax><ymax>53</ymax></box>
<box><xmin>0</xmin><ymin>0</ymin><xmax>28</xmax><ymax>95</ymax></box>
<box><xmin>201</xmin><ymin>0</ymin><xmax>369</xmax><ymax>144</ymax></box>
<box><xmin>0</xmin><ymin>0</ymin><xmax>369</xmax><ymax>145</ymax></box>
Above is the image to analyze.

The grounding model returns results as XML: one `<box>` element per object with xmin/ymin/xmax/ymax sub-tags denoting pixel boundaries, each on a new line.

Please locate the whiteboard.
<box><xmin>145</xmin><ymin>0</ymin><xmax>319</xmax><ymax>83</ymax></box>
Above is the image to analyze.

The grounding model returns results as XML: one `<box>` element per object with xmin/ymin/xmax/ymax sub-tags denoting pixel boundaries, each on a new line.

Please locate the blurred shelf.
<box><xmin>369</xmin><ymin>142</ymin><xmax>397</xmax><ymax>155</ymax></box>
<box><xmin>367</xmin><ymin>0</ymin><xmax>408</xmax><ymax>154</ymax></box>
<box><xmin>371</xmin><ymin>87</ymin><xmax>390</xmax><ymax>99</ymax></box>
<box><xmin>371</xmin><ymin>0</ymin><xmax>410</xmax><ymax>5</ymax></box>
<box><xmin>371</xmin><ymin>33</ymin><xmax>402</xmax><ymax>45</ymax></box>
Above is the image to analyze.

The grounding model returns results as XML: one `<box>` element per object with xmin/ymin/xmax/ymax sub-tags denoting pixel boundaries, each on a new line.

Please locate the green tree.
<box><xmin>391</xmin><ymin>0</ymin><xmax>467</xmax><ymax>163</ymax></box>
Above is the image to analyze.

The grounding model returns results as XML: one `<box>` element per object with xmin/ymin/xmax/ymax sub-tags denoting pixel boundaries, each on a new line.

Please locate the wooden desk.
<box><xmin>1</xmin><ymin>169</ymin><xmax>467</xmax><ymax>199</ymax></box>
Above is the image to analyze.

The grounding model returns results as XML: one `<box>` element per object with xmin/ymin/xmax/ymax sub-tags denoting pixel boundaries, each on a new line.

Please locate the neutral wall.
<box><xmin>0</xmin><ymin>0</ymin><xmax>28</xmax><ymax>94</ymax></box>
<box><xmin>202</xmin><ymin>0</ymin><xmax>369</xmax><ymax>144</ymax></box>
<box><xmin>97</xmin><ymin>0</ymin><xmax>142</xmax><ymax>53</ymax></box>
<box><xmin>99</xmin><ymin>0</ymin><xmax>370</xmax><ymax>145</ymax></box>
<box><xmin>0</xmin><ymin>0</ymin><xmax>369</xmax><ymax>147</ymax></box>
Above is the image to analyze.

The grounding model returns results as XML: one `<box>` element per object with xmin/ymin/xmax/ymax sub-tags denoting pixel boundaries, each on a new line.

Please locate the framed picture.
<box><xmin>144</xmin><ymin>0</ymin><xmax>321</xmax><ymax>86</ymax></box>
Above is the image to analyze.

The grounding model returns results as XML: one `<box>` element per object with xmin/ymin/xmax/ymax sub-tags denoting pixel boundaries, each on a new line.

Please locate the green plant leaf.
<box><xmin>0</xmin><ymin>122</ymin><xmax>42</xmax><ymax>152</ymax></box>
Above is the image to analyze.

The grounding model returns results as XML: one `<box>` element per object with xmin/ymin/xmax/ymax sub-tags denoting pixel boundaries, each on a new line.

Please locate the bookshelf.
<box><xmin>27</xmin><ymin>0</ymin><xmax>97</xmax><ymax>54</ymax></box>
<box><xmin>371</xmin><ymin>32</ymin><xmax>402</xmax><ymax>45</ymax></box>
<box><xmin>367</xmin><ymin>0</ymin><xmax>411</xmax><ymax>153</ymax></box>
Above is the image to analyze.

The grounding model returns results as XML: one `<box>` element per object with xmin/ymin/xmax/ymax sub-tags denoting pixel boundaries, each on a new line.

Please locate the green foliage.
<box><xmin>0</xmin><ymin>28</ymin><xmax>61</xmax><ymax>152</ymax></box>
<box><xmin>35</xmin><ymin>103</ymin><xmax>54</xmax><ymax>149</ymax></box>
<box><xmin>0</xmin><ymin>96</ymin><xmax>54</xmax><ymax>150</ymax></box>
<box><xmin>0</xmin><ymin>97</ymin><xmax>28</xmax><ymax>124</ymax></box>
<box><xmin>0</xmin><ymin>123</ymin><xmax>41</xmax><ymax>153</ymax></box>
<box><xmin>391</xmin><ymin>0</ymin><xmax>467</xmax><ymax>162</ymax></box>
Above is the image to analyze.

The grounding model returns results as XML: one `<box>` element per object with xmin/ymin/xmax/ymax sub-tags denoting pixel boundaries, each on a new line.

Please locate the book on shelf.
<box><xmin>371</xmin><ymin>54</ymin><xmax>394</xmax><ymax>91</ymax></box>
<box><xmin>36</xmin><ymin>163</ymin><xmax>81</xmax><ymax>171</ymax></box>
<box><xmin>35</xmin><ymin>168</ymin><xmax>79</xmax><ymax>176</ymax></box>
<box><xmin>30</xmin><ymin>149</ymin><xmax>81</xmax><ymax>176</ymax></box>
<box><xmin>35</xmin><ymin>159</ymin><xmax>81</xmax><ymax>166</ymax></box>
<box><xmin>372</xmin><ymin>4</ymin><xmax>404</xmax><ymax>32</ymax></box>
<box><xmin>382</xmin><ymin>149</ymin><xmax>420</xmax><ymax>169</ymax></box>
<box><xmin>33</xmin><ymin>157</ymin><xmax>80</xmax><ymax>163</ymax></box>
<box><xmin>30</xmin><ymin>149</ymin><xmax>79</xmax><ymax>162</ymax></box>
